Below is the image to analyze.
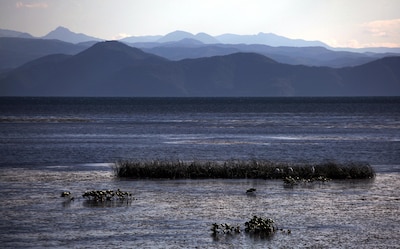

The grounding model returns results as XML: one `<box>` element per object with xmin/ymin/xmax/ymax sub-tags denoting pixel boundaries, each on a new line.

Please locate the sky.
<box><xmin>1</xmin><ymin>0</ymin><xmax>400</xmax><ymax>48</ymax></box>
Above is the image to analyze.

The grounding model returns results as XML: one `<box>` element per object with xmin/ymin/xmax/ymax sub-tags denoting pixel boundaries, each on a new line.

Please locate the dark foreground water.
<box><xmin>0</xmin><ymin>97</ymin><xmax>399</xmax><ymax>248</ymax></box>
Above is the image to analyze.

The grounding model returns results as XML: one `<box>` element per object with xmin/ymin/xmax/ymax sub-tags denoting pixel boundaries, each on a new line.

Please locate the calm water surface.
<box><xmin>1</xmin><ymin>167</ymin><xmax>399</xmax><ymax>248</ymax></box>
<box><xmin>0</xmin><ymin>97</ymin><xmax>399</xmax><ymax>248</ymax></box>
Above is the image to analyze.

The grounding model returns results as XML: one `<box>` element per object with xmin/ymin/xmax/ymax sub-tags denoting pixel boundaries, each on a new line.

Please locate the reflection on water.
<box><xmin>0</xmin><ymin>167</ymin><xmax>399</xmax><ymax>248</ymax></box>
<box><xmin>81</xmin><ymin>199</ymin><xmax>133</xmax><ymax>208</ymax></box>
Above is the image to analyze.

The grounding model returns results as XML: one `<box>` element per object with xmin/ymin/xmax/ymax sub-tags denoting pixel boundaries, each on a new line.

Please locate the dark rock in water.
<box><xmin>246</xmin><ymin>188</ymin><xmax>256</xmax><ymax>195</ymax></box>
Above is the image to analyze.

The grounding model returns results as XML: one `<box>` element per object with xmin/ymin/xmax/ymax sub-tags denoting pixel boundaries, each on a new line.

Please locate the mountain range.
<box><xmin>1</xmin><ymin>41</ymin><xmax>399</xmax><ymax>97</ymax></box>
<box><xmin>0</xmin><ymin>28</ymin><xmax>34</xmax><ymax>39</ymax></box>
<box><xmin>0</xmin><ymin>37</ymin><xmax>86</xmax><ymax>71</ymax></box>
<box><xmin>1</xmin><ymin>26</ymin><xmax>399</xmax><ymax>70</ymax></box>
<box><xmin>41</xmin><ymin>26</ymin><xmax>102</xmax><ymax>44</ymax></box>
<box><xmin>1</xmin><ymin>35</ymin><xmax>398</xmax><ymax>72</ymax></box>
<box><xmin>3</xmin><ymin>26</ymin><xmax>400</xmax><ymax>53</ymax></box>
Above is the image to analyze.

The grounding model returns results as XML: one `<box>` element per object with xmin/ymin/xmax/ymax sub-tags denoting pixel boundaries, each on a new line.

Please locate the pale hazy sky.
<box><xmin>1</xmin><ymin>0</ymin><xmax>400</xmax><ymax>48</ymax></box>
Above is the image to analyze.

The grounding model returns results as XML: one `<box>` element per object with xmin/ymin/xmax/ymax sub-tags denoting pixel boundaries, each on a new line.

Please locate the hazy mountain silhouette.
<box><xmin>331</xmin><ymin>47</ymin><xmax>400</xmax><ymax>54</ymax></box>
<box><xmin>0</xmin><ymin>41</ymin><xmax>173</xmax><ymax>96</ymax></box>
<box><xmin>162</xmin><ymin>38</ymin><xmax>205</xmax><ymax>47</ymax></box>
<box><xmin>0</xmin><ymin>37</ymin><xmax>85</xmax><ymax>71</ymax></box>
<box><xmin>156</xmin><ymin>31</ymin><xmax>194</xmax><ymax>43</ymax></box>
<box><xmin>42</xmin><ymin>26</ymin><xmax>102</xmax><ymax>44</ymax></box>
<box><xmin>1</xmin><ymin>27</ymin><xmax>398</xmax><ymax>68</ymax></box>
<box><xmin>1</xmin><ymin>41</ymin><xmax>399</xmax><ymax>96</ymax></box>
<box><xmin>0</xmin><ymin>36</ymin><xmax>392</xmax><ymax>72</ymax></box>
<box><xmin>157</xmin><ymin>30</ymin><xmax>219</xmax><ymax>44</ymax></box>
<box><xmin>3</xmin><ymin>26</ymin><xmax>400</xmax><ymax>54</ymax></box>
<box><xmin>123</xmin><ymin>30</ymin><xmax>327</xmax><ymax>47</ymax></box>
<box><xmin>338</xmin><ymin>56</ymin><xmax>400</xmax><ymax>95</ymax></box>
<box><xmin>121</xmin><ymin>35</ymin><xmax>162</xmax><ymax>43</ymax></box>
<box><xmin>215</xmin><ymin>32</ymin><xmax>328</xmax><ymax>47</ymax></box>
<box><xmin>141</xmin><ymin>42</ymin><xmax>384</xmax><ymax>68</ymax></box>
<box><xmin>0</xmin><ymin>28</ymin><xmax>33</xmax><ymax>38</ymax></box>
<box><xmin>142</xmin><ymin>44</ymin><xmax>240</xmax><ymax>60</ymax></box>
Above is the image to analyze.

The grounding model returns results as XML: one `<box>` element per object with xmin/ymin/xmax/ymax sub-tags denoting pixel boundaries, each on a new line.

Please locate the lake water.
<box><xmin>0</xmin><ymin>97</ymin><xmax>399</xmax><ymax>248</ymax></box>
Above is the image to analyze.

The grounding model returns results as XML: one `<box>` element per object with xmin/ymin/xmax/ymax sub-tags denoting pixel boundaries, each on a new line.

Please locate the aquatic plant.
<box><xmin>60</xmin><ymin>191</ymin><xmax>71</xmax><ymax>197</ymax></box>
<box><xmin>283</xmin><ymin>176</ymin><xmax>299</xmax><ymax>186</ymax></box>
<box><xmin>314</xmin><ymin>161</ymin><xmax>376</xmax><ymax>179</ymax></box>
<box><xmin>60</xmin><ymin>191</ymin><xmax>74</xmax><ymax>201</ymax></box>
<box><xmin>211</xmin><ymin>223</ymin><xmax>241</xmax><ymax>235</ymax></box>
<box><xmin>244</xmin><ymin>216</ymin><xmax>277</xmax><ymax>237</ymax></box>
<box><xmin>211</xmin><ymin>216</ymin><xmax>278</xmax><ymax>239</ymax></box>
<box><xmin>60</xmin><ymin>189</ymin><xmax>133</xmax><ymax>202</ymax></box>
<box><xmin>82</xmin><ymin>189</ymin><xmax>133</xmax><ymax>202</ymax></box>
<box><xmin>114</xmin><ymin>159</ymin><xmax>375</xmax><ymax>180</ymax></box>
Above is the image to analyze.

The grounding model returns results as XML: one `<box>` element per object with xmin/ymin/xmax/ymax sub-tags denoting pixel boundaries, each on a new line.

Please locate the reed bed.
<box><xmin>113</xmin><ymin>159</ymin><xmax>375</xmax><ymax>180</ymax></box>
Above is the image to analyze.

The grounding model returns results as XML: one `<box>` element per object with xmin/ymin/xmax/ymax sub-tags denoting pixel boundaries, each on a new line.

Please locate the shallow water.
<box><xmin>1</xmin><ymin>97</ymin><xmax>399</xmax><ymax>248</ymax></box>
<box><xmin>0</xmin><ymin>165</ymin><xmax>399</xmax><ymax>248</ymax></box>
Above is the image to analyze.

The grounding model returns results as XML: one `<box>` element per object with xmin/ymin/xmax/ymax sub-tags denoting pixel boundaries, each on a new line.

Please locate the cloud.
<box><xmin>363</xmin><ymin>18</ymin><xmax>400</xmax><ymax>38</ymax></box>
<box><xmin>327</xmin><ymin>39</ymin><xmax>400</xmax><ymax>48</ymax></box>
<box><xmin>111</xmin><ymin>33</ymin><xmax>132</xmax><ymax>40</ymax></box>
<box><xmin>16</xmin><ymin>2</ymin><xmax>48</xmax><ymax>9</ymax></box>
<box><xmin>328</xmin><ymin>18</ymin><xmax>400</xmax><ymax>48</ymax></box>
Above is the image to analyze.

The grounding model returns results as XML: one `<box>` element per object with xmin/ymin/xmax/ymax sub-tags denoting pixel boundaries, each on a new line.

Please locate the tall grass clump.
<box><xmin>114</xmin><ymin>159</ymin><xmax>375</xmax><ymax>180</ymax></box>
<box><xmin>314</xmin><ymin>161</ymin><xmax>376</xmax><ymax>179</ymax></box>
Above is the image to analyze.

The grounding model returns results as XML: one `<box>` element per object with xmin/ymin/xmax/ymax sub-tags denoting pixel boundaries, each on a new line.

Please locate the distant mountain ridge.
<box><xmin>0</xmin><ymin>28</ymin><xmax>34</xmax><ymax>39</ymax></box>
<box><xmin>2</xmin><ymin>36</ymin><xmax>397</xmax><ymax>72</ymax></box>
<box><xmin>42</xmin><ymin>26</ymin><xmax>102</xmax><ymax>44</ymax></box>
<box><xmin>2</xmin><ymin>26</ymin><xmax>400</xmax><ymax>53</ymax></box>
<box><xmin>215</xmin><ymin>32</ymin><xmax>328</xmax><ymax>47</ymax></box>
<box><xmin>122</xmin><ymin>30</ymin><xmax>329</xmax><ymax>47</ymax></box>
<box><xmin>139</xmin><ymin>42</ymin><xmax>389</xmax><ymax>68</ymax></box>
<box><xmin>0</xmin><ymin>37</ymin><xmax>86</xmax><ymax>72</ymax></box>
<box><xmin>156</xmin><ymin>30</ymin><xmax>220</xmax><ymax>44</ymax></box>
<box><xmin>1</xmin><ymin>41</ymin><xmax>399</xmax><ymax>97</ymax></box>
<box><xmin>22</xmin><ymin>26</ymin><xmax>328</xmax><ymax>47</ymax></box>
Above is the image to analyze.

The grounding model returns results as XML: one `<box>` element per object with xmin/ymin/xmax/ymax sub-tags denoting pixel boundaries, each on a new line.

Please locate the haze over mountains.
<box><xmin>0</xmin><ymin>26</ymin><xmax>399</xmax><ymax>97</ymax></box>
<box><xmin>3</xmin><ymin>26</ymin><xmax>400</xmax><ymax>52</ymax></box>
<box><xmin>41</xmin><ymin>26</ymin><xmax>102</xmax><ymax>44</ymax></box>
<box><xmin>1</xmin><ymin>26</ymin><xmax>400</xmax><ymax>71</ymax></box>
<box><xmin>1</xmin><ymin>40</ymin><xmax>399</xmax><ymax>97</ymax></box>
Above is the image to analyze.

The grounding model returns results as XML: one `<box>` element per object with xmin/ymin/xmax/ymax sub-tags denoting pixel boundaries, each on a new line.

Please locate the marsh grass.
<box><xmin>114</xmin><ymin>159</ymin><xmax>375</xmax><ymax>180</ymax></box>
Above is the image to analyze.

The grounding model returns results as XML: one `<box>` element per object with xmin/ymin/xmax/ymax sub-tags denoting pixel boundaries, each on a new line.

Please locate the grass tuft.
<box><xmin>113</xmin><ymin>159</ymin><xmax>375</xmax><ymax>180</ymax></box>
